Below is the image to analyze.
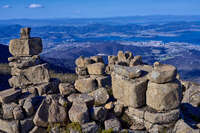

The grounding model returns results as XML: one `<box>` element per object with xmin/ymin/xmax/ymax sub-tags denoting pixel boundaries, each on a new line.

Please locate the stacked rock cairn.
<box><xmin>0</xmin><ymin>28</ymin><xmax>199</xmax><ymax>133</ymax></box>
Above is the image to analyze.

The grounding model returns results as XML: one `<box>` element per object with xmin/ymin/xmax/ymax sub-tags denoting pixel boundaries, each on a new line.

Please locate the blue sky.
<box><xmin>0</xmin><ymin>0</ymin><xmax>200</xmax><ymax>19</ymax></box>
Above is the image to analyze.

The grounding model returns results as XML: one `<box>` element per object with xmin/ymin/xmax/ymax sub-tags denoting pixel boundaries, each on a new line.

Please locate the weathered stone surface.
<box><xmin>2</xmin><ymin>102</ymin><xmax>17</xmax><ymax>119</ymax></box>
<box><xmin>87</xmin><ymin>62</ymin><xmax>105</xmax><ymax>75</ymax></box>
<box><xmin>75</xmin><ymin>56</ymin><xmax>94</xmax><ymax>68</ymax></box>
<box><xmin>129</xmin><ymin>56</ymin><xmax>143</xmax><ymax>67</ymax></box>
<box><xmin>33</xmin><ymin>95</ymin><xmax>67</xmax><ymax>127</ymax></box>
<box><xmin>108</xmin><ymin>55</ymin><xmax>118</xmax><ymax>65</ymax></box>
<box><xmin>127</xmin><ymin>107</ymin><xmax>146</xmax><ymax>119</ymax></box>
<box><xmin>112</xmin><ymin>72</ymin><xmax>148</xmax><ymax>108</ymax></box>
<box><xmin>0</xmin><ymin>88</ymin><xmax>21</xmax><ymax>103</ymax></box>
<box><xmin>23</xmin><ymin>98</ymin><xmax>35</xmax><ymax>116</ymax></box>
<box><xmin>20</xmin><ymin>117</ymin><xmax>34</xmax><ymax>133</ymax></box>
<box><xmin>13</xmin><ymin>106</ymin><xmax>24</xmax><ymax>120</ymax></box>
<box><xmin>148</xmin><ymin>63</ymin><xmax>177</xmax><ymax>84</ymax></box>
<box><xmin>113</xmin><ymin>65</ymin><xmax>142</xmax><ymax>79</ymax></box>
<box><xmin>89</xmin><ymin>87</ymin><xmax>109</xmax><ymax>106</ymax></box>
<box><xmin>68</xmin><ymin>101</ymin><xmax>89</xmax><ymax>124</ymax></box>
<box><xmin>146</xmin><ymin>80</ymin><xmax>182</xmax><ymax>111</ymax></box>
<box><xmin>145</xmin><ymin>121</ymin><xmax>175</xmax><ymax>133</ymax></box>
<box><xmin>59</xmin><ymin>83</ymin><xmax>76</xmax><ymax>96</ymax></box>
<box><xmin>9</xmin><ymin>37</ymin><xmax>43</xmax><ymax>56</ymax></box>
<box><xmin>68</xmin><ymin>93</ymin><xmax>94</xmax><ymax>106</ymax></box>
<box><xmin>75</xmin><ymin>78</ymin><xmax>97</xmax><ymax>93</ymax></box>
<box><xmin>9</xmin><ymin>64</ymin><xmax>50</xmax><ymax>88</ymax></box>
<box><xmin>114</xmin><ymin>102</ymin><xmax>124</xmax><ymax>116</ymax></box>
<box><xmin>144</xmin><ymin>109</ymin><xmax>180</xmax><ymax>124</ymax></box>
<box><xmin>173</xmin><ymin>120</ymin><xmax>199</xmax><ymax>133</ymax></box>
<box><xmin>75</xmin><ymin>67</ymin><xmax>88</xmax><ymax>76</ymax></box>
<box><xmin>29</xmin><ymin>126</ymin><xmax>47</xmax><ymax>133</ymax></box>
<box><xmin>104</xmin><ymin>118</ymin><xmax>121</xmax><ymax>132</ymax></box>
<box><xmin>94</xmin><ymin>75</ymin><xmax>111</xmax><ymax>88</ymax></box>
<box><xmin>81</xmin><ymin>121</ymin><xmax>99</xmax><ymax>133</ymax></box>
<box><xmin>91</xmin><ymin>106</ymin><xmax>107</xmax><ymax>122</ymax></box>
<box><xmin>91</xmin><ymin>56</ymin><xmax>104</xmax><ymax>63</ymax></box>
<box><xmin>0</xmin><ymin>119</ymin><xmax>19</xmax><ymax>133</ymax></box>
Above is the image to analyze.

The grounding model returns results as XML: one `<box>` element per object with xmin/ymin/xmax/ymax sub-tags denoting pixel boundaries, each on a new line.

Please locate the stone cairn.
<box><xmin>0</xmin><ymin>29</ymin><xmax>199</xmax><ymax>133</ymax></box>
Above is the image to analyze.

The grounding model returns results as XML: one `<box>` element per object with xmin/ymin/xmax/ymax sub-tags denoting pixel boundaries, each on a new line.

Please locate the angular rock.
<box><xmin>59</xmin><ymin>83</ymin><xmax>76</xmax><ymax>96</ymax></box>
<box><xmin>173</xmin><ymin>120</ymin><xmax>199</xmax><ymax>133</ymax></box>
<box><xmin>9</xmin><ymin>37</ymin><xmax>42</xmax><ymax>56</ymax></box>
<box><xmin>0</xmin><ymin>88</ymin><xmax>21</xmax><ymax>103</ymax></box>
<box><xmin>91</xmin><ymin>106</ymin><xmax>107</xmax><ymax>122</ymax></box>
<box><xmin>23</xmin><ymin>98</ymin><xmax>35</xmax><ymax>116</ymax></box>
<box><xmin>94</xmin><ymin>75</ymin><xmax>111</xmax><ymax>88</ymax></box>
<box><xmin>9</xmin><ymin>64</ymin><xmax>50</xmax><ymax>88</ymax></box>
<box><xmin>2</xmin><ymin>102</ymin><xmax>17</xmax><ymax>119</ymax></box>
<box><xmin>89</xmin><ymin>87</ymin><xmax>109</xmax><ymax>106</ymax></box>
<box><xmin>91</xmin><ymin>56</ymin><xmax>104</xmax><ymax>63</ymax></box>
<box><xmin>75</xmin><ymin>67</ymin><xmax>88</xmax><ymax>76</ymax></box>
<box><xmin>68</xmin><ymin>101</ymin><xmax>89</xmax><ymax>124</ymax></box>
<box><xmin>146</xmin><ymin>80</ymin><xmax>182</xmax><ymax>111</ymax></box>
<box><xmin>108</xmin><ymin>55</ymin><xmax>118</xmax><ymax>65</ymax></box>
<box><xmin>0</xmin><ymin>119</ymin><xmax>19</xmax><ymax>133</ymax></box>
<box><xmin>104</xmin><ymin>118</ymin><xmax>121</xmax><ymax>132</ymax></box>
<box><xmin>13</xmin><ymin>106</ymin><xmax>24</xmax><ymax>120</ymax></box>
<box><xmin>59</xmin><ymin>96</ymin><xmax>69</xmax><ymax>107</ymax></box>
<box><xmin>114</xmin><ymin>102</ymin><xmax>124</xmax><ymax>117</ymax></box>
<box><xmin>81</xmin><ymin>121</ymin><xmax>99</xmax><ymax>133</ymax></box>
<box><xmin>112</xmin><ymin>72</ymin><xmax>148</xmax><ymax>108</ymax></box>
<box><xmin>113</xmin><ymin>65</ymin><xmax>142</xmax><ymax>79</ymax></box>
<box><xmin>87</xmin><ymin>62</ymin><xmax>105</xmax><ymax>75</ymax></box>
<box><xmin>33</xmin><ymin>95</ymin><xmax>67</xmax><ymax>127</ymax></box>
<box><xmin>74</xmin><ymin>78</ymin><xmax>97</xmax><ymax>93</ymax></box>
<box><xmin>148</xmin><ymin>63</ymin><xmax>177</xmax><ymax>84</ymax></box>
<box><xmin>20</xmin><ymin>117</ymin><xmax>34</xmax><ymax>133</ymax></box>
<box><xmin>29</xmin><ymin>126</ymin><xmax>47</xmax><ymax>133</ymax></box>
<box><xmin>68</xmin><ymin>93</ymin><xmax>94</xmax><ymax>106</ymax></box>
<box><xmin>129</xmin><ymin>56</ymin><xmax>143</xmax><ymax>66</ymax></box>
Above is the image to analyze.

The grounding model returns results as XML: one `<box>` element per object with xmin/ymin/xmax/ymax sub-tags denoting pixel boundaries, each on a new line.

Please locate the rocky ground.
<box><xmin>0</xmin><ymin>28</ymin><xmax>200</xmax><ymax>133</ymax></box>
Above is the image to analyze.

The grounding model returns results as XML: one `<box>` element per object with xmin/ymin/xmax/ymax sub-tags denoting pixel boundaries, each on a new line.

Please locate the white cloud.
<box><xmin>28</xmin><ymin>4</ymin><xmax>44</xmax><ymax>9</ymax></box>
<box><xmin>2</xmin><ymin>5</ymin><xmax>11</xmax><ymax>8</ymax></box>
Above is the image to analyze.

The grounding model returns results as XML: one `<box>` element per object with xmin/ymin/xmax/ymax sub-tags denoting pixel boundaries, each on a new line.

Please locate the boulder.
<box><xmin>146</xmin><ymin>80</ymin><xmax>182</xmax><ymax>111</ymax></box>
<box><xmin>0</xmin><ymin>119</ymin><xmax>19</xmax><ymax>133</ymax></box>
<box><xmin>9</xmin><ymin>37</ymin><xmax>43</xmax><ymax>56</ymax></box>
<box><xmin>23</xmin><ymin>98</ymin><xmax>35</xmax><ymax>116</ymax></box>
<box><xmin>112</xmin><ymin>72</ymin><xmax>148</xmax><ymax>108</ymax></box>
<box><xmin>29</xmin><ymin>126</ymin><xmax>47</xmax><ymax>133</ymax></box>
<box><xmin>0</xmin><ymin>88</ymin><xmax>21</xmax><ymax>103</ymax></box>
<box><xmin>68</xmin><ymin>93</ymin><xmax>94</xmax><ymax>106</ymax></box>
<box><xmin>20</xmin><ymin>117</ymin><xmax>34</xmax><ymax>133</ymax></box>
<box><xmin>9</xmin><ymin>64</ymin><xmax>50</xmax><ymax>88</ymax></box>
<box><xmin>129</xmin><ymin>56</ymin><xmax>143</xmax><ymax>66</ymax></box>
<box><xmin>89</xmin><ymin>87</ymin><xmax>109</xmax><ymax>106</ymax></box>
<box><xmin>173</xmin><ymin>120</ymin><xmax>199</xmax><ymax>133</ymax></box>
<box><xmin>33</xmin><ymin>95</ymin><xmax>68</xmax><ymax>127</ymax></box>
<box><xmin>2</xmin><ymin>102</ymin><xmax>18</xmax><ymax>119</ymax></box>
<box><xmin>94</xmin><ymin>75</ymin><xmax>111</xmax><ymax>88</ymax></box>
<box><xmin>13</xmin><ymin>106</ymin><xmax>24</xmax><ymax>120</ymax></box>
<box><xmin>75</xmin><ymin>56</ymin><xmax>93</xmax><ymax>68</ymax></box>
<box><xmin>75</xmin><ymin>78</ymin><xmax>97</xmax><ymax>93</ymax></box>
<box><xmin>104</xmin><ymin>118</ymin><xmax>121</xmax><ymax>132</ymax></box>
<box><xmin>90</xmin><ymin>56</ymin><xmax>104</xmax><ymax>63</ymax></box>
<box><xmin>68</xmin><ymin>101</ymin><xmax>90</xmax><ymax>124</ymax></box>
<box><xmin>108</xmin><ymin>56</ymin><xmax>118</xmax><ymax>65</ymax></box>
<box><xmin>148</xmin><ymin>63</ymin><xmax>177</xmax><ymax>84</ymax></box>
<box><xmin>75</xmin><ymin>67</ymin><xmax>88</xmax><ymax>76</ymax></box>
<box><xmin>81</xmin><ymin>121</ymin><xmax>99</xmax><ymax>133</ymax></box>
<box><xmin>114</xmin><ymin>102</ymin><xmax>124</xmax><ymax>117</ymax></box>
<box><xmin>87</xmin><ymin>62</ymin><xmax>105</xmax><ymax>75</ymax></box>
<box><xmin>59</xmin><ymin>83</ymin><xmax>76</xmax><ymax>96</ymax></box>
<box><xmin>91</xmin><ymin>106</ymin><xmax>107</xmax><ymax>122</ymax></box>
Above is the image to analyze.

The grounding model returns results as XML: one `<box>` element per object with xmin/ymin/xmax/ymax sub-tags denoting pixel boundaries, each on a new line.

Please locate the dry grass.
<box><xmin>49</xmin><ymin>70</ymin><xmax>77</xmax><ymax>84</ymax></box>
<box><xmin>0</xmin><ymin>63</ymin><xmax>10</xmax><ymax>75</ymax></box>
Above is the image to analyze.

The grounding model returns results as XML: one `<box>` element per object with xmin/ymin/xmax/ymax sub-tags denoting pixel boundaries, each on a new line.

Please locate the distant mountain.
<box><xmin>0</xmin><ymin>15</ymin><xmax>200</xmax><ymax>26</ymax></box>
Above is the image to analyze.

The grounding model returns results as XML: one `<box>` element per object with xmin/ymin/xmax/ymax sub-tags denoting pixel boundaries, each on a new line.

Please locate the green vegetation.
<box><xmin>49</xmin><ymin>70</ymin><xmax>77</xmax><ymax>84</ymax></box>
<box><xmin>101</xmin><ymin>128</ymin><xmax>114</xmax><ymax>133</ymax></box>
<box><xmin>66</xmin><ymin>122</ymin><xmax>82</xmax><ymax>133</ymax></box>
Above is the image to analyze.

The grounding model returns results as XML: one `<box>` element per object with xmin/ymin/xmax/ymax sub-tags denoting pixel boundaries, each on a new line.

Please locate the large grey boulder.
<box><xmin>146</xmin><ymin>80</ymin><xmax>182</xmax><ymax>111</ymax></box>
<box><xmin>2</xmin><ymin>102</ymin><xmax>18</xmax><ymax>119</ymax></box>
<box><xmin>68</xmin><ymin>101</ymin><xmax>90</xmax><ymax>124</ymax></box>
<box><xmin>33</xmin><ymin>95</ymin><xmax>68</xmax><ymax>127</ymax></box>
<box><xmin>89</xmin><ymin>87</ymin><xmax>109</xmax><ymax>106</ymax></box>
<box><xmin>74</xmin><ymin>78</ymin><xmax>97</xmax><ymax>93</ymax></box>
<box><xmin>0</xmin><ymin>88</ymin><xmax>21</xmax><ymax>103</ymax></box>
<box><xmin>68</xmin><ymin>93</ymin><xmax>94</xmax><ymax>106</ymax></box>
<box><xmin>13</xmin><ymin>105</ymin><xmax>24</xmax><ymax>120</ymax></box>
<box><xmin>112</xmin><ymin>71</ymin><xmax>148</xmax><ymax>108</ymax></box>
<box><xmin>148</xmin><ymin>63</ymin><xmax>177</xmax><ymax>84</ymax></box>
<box><xmin>59</xmin><ymin>83</ymin><xmax>76</xmax><ymax>96</ymax></box>
<box><xmin>104</xmin><ymin>118</ymin><xmax>121</xmax><ymax>132</ymax></box>
<box><xmin>0</xmin><ymin>119</ymin><xmax>19</xmax><ymax>133</ymax></box>
<box><xmin>173</xmin><ymin>120</ymin><xmax>199</xmax><ymax>133</ymax></box>
<box><xmin>87</xmin><ymin>62</ymin><xmax>105</xmax><ymax>75</ymax></box>
<box><xmin>9</xmin><ymin>64</ymin><xmax>50</xmax><ymax>88</ymax></box>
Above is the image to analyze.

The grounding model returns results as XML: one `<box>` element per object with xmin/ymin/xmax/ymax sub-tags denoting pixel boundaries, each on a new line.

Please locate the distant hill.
<box><xmin>0</xmin><ymin>44</ymin><xmax>11</xmax><ymax>63</ymax></box>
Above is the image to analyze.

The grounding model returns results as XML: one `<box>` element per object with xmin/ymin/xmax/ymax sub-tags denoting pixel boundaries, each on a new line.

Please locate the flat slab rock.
<box><xmin>0</xmin><ymin>88</ymin><xmax>21</xmax><ymax>103</ymax></box>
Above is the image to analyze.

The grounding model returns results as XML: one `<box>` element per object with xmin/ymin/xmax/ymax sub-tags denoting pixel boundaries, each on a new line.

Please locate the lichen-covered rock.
<box><xmin>0</xmin><ymin>119</ymin><xmax>19</xmax><ymax>133</ymax></box>
<box><xmin>146</xmin><ymin>80</ymin><xmax>182</xmax><ymax>111</ymax></box>
<box><xmin>75</xmin><ymin>78</ymin><xmax>97</xmax><ymax>93</ymax></box>
<box><xmin>112</xmin><ymin>71</ymin><xmax>148</xmax><ymax>108</ymax></box>
<box><xmin>2</xmin><ymin>102</ymin><xmax>18</xmax><ymax>119</ymax></box>
<box><xmin>173</xmin><ymin>120</ymin><xmax>199</xmax><ymax>133</ymax></box>
<box><xmin>59</xmin><ymin>83</ymin><xmax>76</xmax><ymax>96</ymax></box>
<box><xmin>104</xmin><ymin>118</ymin><xmax>121</xmax><ymax>132</ymax></box>
<box><xmin>68</xmin><ymin>101</ymin><xmax>90</xmax><ymax>124</ymax></box>
<box><xmin>81</xmin><ymin>121</ymin><xmax>99</xmax><ymax>133</ymax></box>
<box><xmin>29</xmin><ymin>126</ymin><xmax>47</xmax><ymax>133</ymax></box>
<box><xmin>68</xmin><ymin>93</ymin><xmax>94</xmax><ymax>106</ymax></box>
<box><xmin>0</xmin><ymin>88</ymin><xmax>21</xmax><ymax>103</ymax></box>
<box><xmin>87</xmin><ymin>62</ymin><xmax>105</xmax><ymax>75</ymax></box>
<box><xmin>89</xmin><ymin>87</ymin><xmax>109</xmax><ymax>106</ymax></box>
<box><xmin>148</xmin><ymin>63</ymin><xmax>177</xmax><ymax>84</ymax></box>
